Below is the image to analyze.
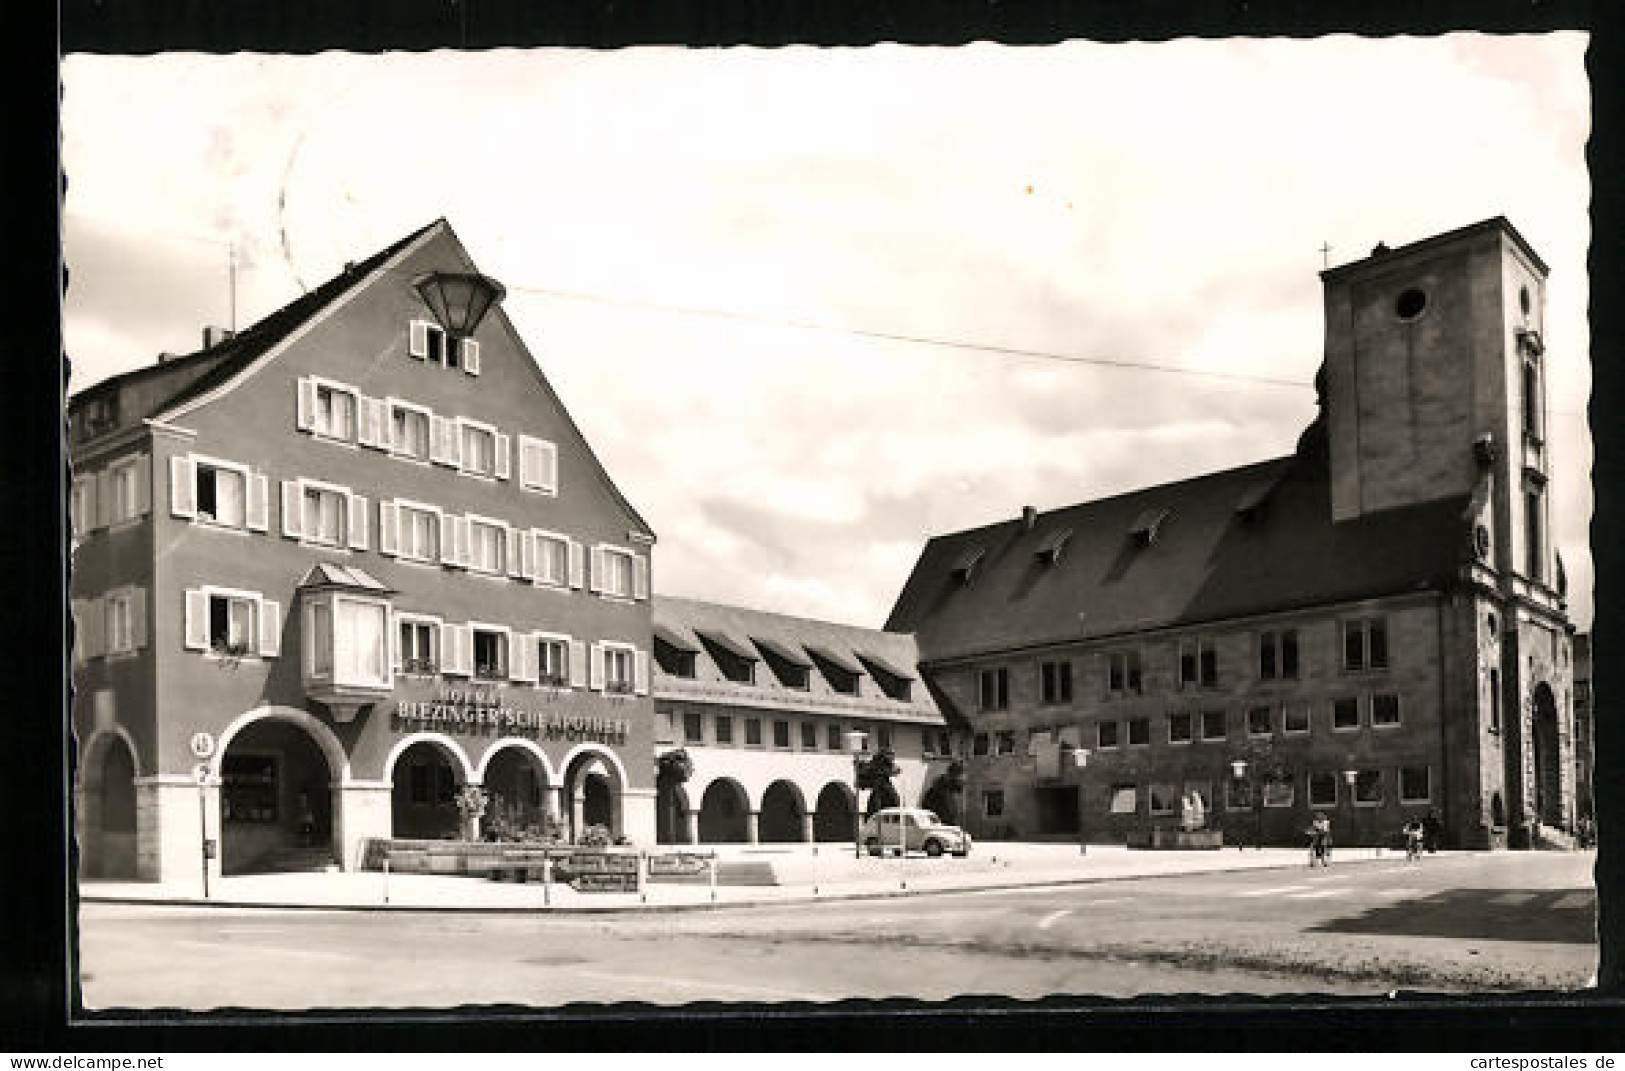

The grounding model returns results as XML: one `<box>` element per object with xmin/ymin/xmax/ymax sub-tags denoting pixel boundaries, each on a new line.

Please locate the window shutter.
<box><xmin>409</xmin><ymin>320</ymin><xmax>429</xmax><ymax>359</ymax></box>
<box><xmin>296</xmin><ymin>377</ymin><xmax>317</xmax><ymax>431</ymax></box>
<box><xmin>82</xmin><ymin>596</ymin><xmax>105</xmax><ymax>659</ymax></box>
<box><xmin>463</xmin><ymin>339</ymin><xmax>481</xmax><ymax>376</ymax></box>
<box><xmin>280</xmin><ymin>481</ymin><xmax>303</xmax><ymax>539</ymax></box>
<box><xmin>633</xmin><ymin>554</ymin><xmax>650</xmax><ymax>601</ymax></box>
<box><xmin>443</xmin><ymin>624</ymin><xmax>471</xmax><ymax>676</ymax></box>
<box><xmin>96</xmin><ymin>470</ymin><xmax>113</xmax><ymax>528</ymax></box>
<box><xmin>510</xmin><ymin>633</ymin><xmax>537</xmax><ymax>684</ymax></box>
<box><xmin>357</xmin><ymin>396</ymin><xmax>378</xmax><ymax>448</ymax></box>
<box><xmin>133</xmin><ymin>455</ymin><xmax>152</xmax><ymax>516</ymax></box>
<box><xmin>379</xmin><ymin>501</ymin><xmax>399</xmax><ymax>556</ymax></box>
<box><xmin>518</xmin><ymin>530</ymin><xmax>536</xmax><ymax>582</ymax></box>
<box><xmin>258</xmin><ymin>599</ymin><xmax>281</xmax><ymax>658</ymax></box>
<box><xmin>518</xmin><ymin>437</ymin><xmax>536</xmax><ymax>488</ymax></box>
<box><xmin>543</xmin><ymin>442</ymin><xmax>559</xmax><ymax>491</ymax></box>
<box><xmin>494</xmin><ymin>433</ymin><xmax>510</xmax><ymax>480</ymax></box>
<box><xmin>130</xmin><ymin>587</ymin><xmax>148</xmax><ymax>650</ymax></box>
<box><xmin>183</xmin><ymin>590</ymin><xmax>209</xmax><ymax>650</ymax></box>
<box><xmin>568</xmin><ymin>539</ymin><xmax>586</xmax><ymax>589</ymax></box>
<box><xmin>505</xmin><ymin>525</ymin><xmax>523</xmax><ymax>578</ymax></box>
<box><xmin>245</xmin><ymin>473</ymin><xmax>269</xmax><ymax>532</ymax></box>
<box><xmin>634</xmin><ymin>649</ymin><xmax>650</xmax><ymax>696</ymax></box>
<box><xmin>439</xmin><ymin>512</ymin><xmax>459</xmax><ymax>565</ymax></box>
<box><xmin>348</xmin><ymin>494</ymin><xmax>369</xmax><ymax>550</ymax></box>
<box><xmin>70</xmin><ymin>600</ymin><xmax>87</xmax><ymax>664</ymax></box>
<box><xmin>78</xmin><ymin>477</ymin><xmax>101</xmax><ymax>533</ymax></box>
<box><xmin>589</xmin><ymin>641</ymin><xmax>605</xmax><ymax>691</ymax></box>
<box><xmin>429</xmin><ymin>415</ymin><xmax>454</xmax><ymax>465</ymax></box>
<box><xmin>169</xmin><ymin>456</ymin><xmax>196</xmax><ymax>519</ymax></box>
<box><xmin>569</xmin><ymin>639</ymin><xmax>587</xmax><ymax>688</ymax></box>
<box><xmin>589</xmin><ymin>546</ymin><xmax>604</xmax><ymax>594</ymax></box>
<box><xmin>447</xmin><ymin>418</ymin><xmax>466</xmax><ymax>468</ymax></box>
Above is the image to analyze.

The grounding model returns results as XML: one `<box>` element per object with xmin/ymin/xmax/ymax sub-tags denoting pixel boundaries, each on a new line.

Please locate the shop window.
<box><xmin>1308</xmin><ymin>771</ymin><xmax>1338</xmax><ymax>808</ymax></box>
<box><xmin>1040</xmin><ymin>660</ymin><xmax>1073</xmax><ymax>705</ymax></box>
<box><xmin>473</xmin><ymin>627</ymin><xmax>508</xmax><ymax>681</ymax></box>
<box><xmin>972</xmin><ymin>732</ymin><xmax>990</xmax><ymax>757</ymax></box>
<box><xmin>978</xmin><ymin>667</ymin><xmax>1009</xmax><ymax>710</ymax></box>
<box><xmin>603</xmin><ymin>646</ymin><xmax>635</xmax><ymax>694</ymax></box>
<box><xmin>983</xmin><ymin>790</ymin><xmax>1005</xmax><ymax>818</ymax></box>
<box><xmin>1150</xmin><ymin>783</ymin><xmax>1179</xmax><ymax>814</ymax></box>
<box><xmin>716</xmin><ymin>716</ymin><xmax>734</xmax><ymax>746</ymax></box>
<box><xmin>996</xmin><ymin>730</ymin><xmax>1017</xmax><ymax>756</ymax></box>
<box><xmin>518</xmin><ymin>435</ymin><xmax>559</xmax><ymax>495</ymax></box>
<box><xmin>1247</xmin><ymin>705</ymin><xmax>1273</xmax><ymax>737</ymax></box>
<box><xmin>1179</xmin><ymin>637</ymin><xmax>1218</xmax><ymax>688</ymax></box>
<box><xmin>1226</xmin><ymin>777</ymin><xmax>1251</xmax><ymax>809</ymax></box>
<box><xmin>390</xmin><ymin>403</ymin><xmax>431</xmax><ymax>460</ymax></box>
<box><xmin>537</xmin><ymin>638</ymin><xmax>568</xmax><ymax>687</ymax></box>
<box><xmin>1400</xmin><ymin>766</ymin><xmax>1430</xmax><ymax>804</ymax></box>
<box><xmin>461</xmin><ymin>422</ymin><xmax>498</xmax><ymax>477</ymax></box>
<box><xmin>1283</xmin><ymin>702</ymin><xmax>1311</xmax><ymax>735</ymax></box>
<box><xmin>1354</xmin><ymin>769</ymin><xmax>1383</xmax><ymax>806</ymax></box>
<box><xmin>397</xmin><ymin>618</ymin><xmax>439</xmax><ymax>674</ymax></box>
<box><xmin>801</xmin><ymin>722</ymin><xmax>818</xmax><ymax>750</ymax></box>
<box><xmin>1200</xmin><ymin>709</ymin><xmax>1228</xmax><ymax>741</ymax></box>
<box><xmin>467</xmin><ymin>518</ymin><xmax>506</xmax><ymax>575</ymax></box>
<box><xmin>1097</xmin><ymin>721</ymin><xmax>1119</xmax><ymax>750</ymax></box>
<box><xmin>1343</xmin><ymin>617</ymin><xmax>1389</xmax><ymax>672</ymax></box>
<box><xmin>1108</xmin><ymin>784</ymin><xmax>1139</xmax><ymax>814</ymax></box>
<box><xmin>1262</xmin><ymin>776</ymin><xmax>1296</xmax><ymax>809</ymax></box>
<box><xmin>683</xmin><ymin>710</ymin><xmax>704</xmax><ymax>745</ymax></box>
<box><xmin>397</xmin><ymin>504</ymin><xmax>440</xmax><ymax>562</ymax></box>
<box><xmin>1168</xmin><ymin>711</ymin><xmax>1193</xmax><ymax>745</ymax></box>
<box><xmin>773</xmin><ymin>720</ymin><xmax>792</xmax><ymax>749</ymax></box>
<box><xmin>1183</xmin><ymin>781</ymin><xmax>1213</xmax><ymax>814</ymax></box>
<box><xmin>1127</xmin><ymin>718</ymin><xmax>1149</xmax><ymax>747</ymax></box>
<box><xmin>303</xmin><ymin>485</ymin><xmax>348</xmax><ymax>547</ymax></box>
<box><xmin>744</xmin><ymin>718</ymin><xmax>763</xmax><ymax>747</ymax></box>
<box><xmin>1259</xmin><ymin>629</ymin><xmax>1299</xmax><ymax>680</ymax></box>
<box><xmin>1371</xmin><ymin>693</ymin><xmax>1402</xmax><ymax>728</ymax></box>
<box><xmin>222</xmin><ymin>754</ymin><xmax>278</xmax><ymax>824</ymax></box>
<box><xmin>1332</xmin><ymin>697</ymin><xmax>1361</xmax><ymax>731</ymax></box>
<box><xmin>1107</xmin><ymin>651</ymin><xmax>1143</xmax><ymax>696</ymax></box>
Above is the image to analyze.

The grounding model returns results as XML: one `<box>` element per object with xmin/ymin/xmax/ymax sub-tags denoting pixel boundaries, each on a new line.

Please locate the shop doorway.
<box><xmin>698</xmin><ymin>778</ymin><xmax>749</xmax><ymax>842</ymax></box>
<box><xmin>1035</xmin><ymin>786</ymin><xmax>1081</xmax><ymax>834</ymax></box>
<box><xmin>813</xmin><ymin>782</ymin><xmax>856</xmax><ymax>843</ymax></box>
<box><xmin>220</xmin><ymin>719</ymin><xmax>336</xmax><ymax>873</ymax></box>
<box><xmin>80</xmin><ymin>731</ymin><xmax>138</xmax><ymax>880</ymax></box>
<box><xmin>759</xmin><ymin>780</ymin><xmax>807</xmax><ymax>843</ymax></box>
<box><xmin>390</xmin><ymin>740</ymin><xmax>464</xmax><ymax>840</ymax></box>
<box><xmin>1531</xmin><ymin>683</ymin><xmax>1563</xmax><ymax>826</ymax></box>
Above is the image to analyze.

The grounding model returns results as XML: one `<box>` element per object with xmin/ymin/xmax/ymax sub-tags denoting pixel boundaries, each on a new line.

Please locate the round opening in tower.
<box><xmin>1395</xmin><ymin>288</ymin><xmax>1428</xmax><ymax>321</ymax></box>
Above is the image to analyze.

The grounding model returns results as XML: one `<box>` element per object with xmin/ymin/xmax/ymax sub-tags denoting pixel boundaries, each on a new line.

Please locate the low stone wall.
<box><xmin>1125</xmin><ymin>828</ymin><xmax>1225</xmax><ymax>851</ymax></box>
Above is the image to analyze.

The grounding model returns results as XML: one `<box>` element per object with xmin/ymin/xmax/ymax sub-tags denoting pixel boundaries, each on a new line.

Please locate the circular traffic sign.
<box><xmin>193</xmin><ymin>762</ymin><xmax>211</xmax><ymax>785</ymax></box>
<box><xmin>190</xmin><ymin>732</ymin><xmax>215</xmax><ymax>759</ymax></box>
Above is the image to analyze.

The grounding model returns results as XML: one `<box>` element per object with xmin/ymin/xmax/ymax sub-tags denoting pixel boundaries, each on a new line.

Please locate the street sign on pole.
<box><xmin>190</xmin><ymin>732</ymin><xmax>215</xmax><ymax>760</ymax></box>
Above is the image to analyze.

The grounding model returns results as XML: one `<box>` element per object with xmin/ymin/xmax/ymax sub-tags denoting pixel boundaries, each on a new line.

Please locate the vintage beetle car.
<box><xmin>861</xmin><ymin>807</ymin><xmax>973</xmax><ymax>858</ymax></box>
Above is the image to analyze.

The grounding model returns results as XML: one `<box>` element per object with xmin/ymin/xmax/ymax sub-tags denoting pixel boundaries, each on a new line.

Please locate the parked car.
<box><xmin>862</xmin><ymin>807</ymin><xmax>972</xmax><ymax>858</ymax></box>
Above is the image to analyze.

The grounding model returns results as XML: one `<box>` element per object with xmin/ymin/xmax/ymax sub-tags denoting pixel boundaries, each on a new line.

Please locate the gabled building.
<box><xmin>70</xmin><ymin>219</ymin><xmax>658</xmax><ymax>882</ymax></box>
<box><xmin>650</xmin><ymin>596</ymin><xmax>952</xmax><ymax>846</ymax></box>
<box><xmin>886</xmin><ymin>218</ymin><xmax>1578</xmax><ymax>850</ymax></box>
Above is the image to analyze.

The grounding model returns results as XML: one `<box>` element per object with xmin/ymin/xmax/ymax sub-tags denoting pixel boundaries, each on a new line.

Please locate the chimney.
<box><xmin>1021</xmin><ymin>506</ymin><xmax>1038</xmax><ymax>530</ymax></box>
<box><xmin>202</xmin><ymin>325</ymin><xmax>236</xmax><ymax>349</ymax></box>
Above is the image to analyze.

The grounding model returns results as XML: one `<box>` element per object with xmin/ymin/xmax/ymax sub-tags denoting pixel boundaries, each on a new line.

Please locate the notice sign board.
<box><xmin>647</xmin><ymin>853</ymin><xmax>710</xmax><ymax>879</ymax></box>
<box><xmin>567</xmin><ymin>852</ymin><xmax>640</xmax><ymax>893</ymax></box>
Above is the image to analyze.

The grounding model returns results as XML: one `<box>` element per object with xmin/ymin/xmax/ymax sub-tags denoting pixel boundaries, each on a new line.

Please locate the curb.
<box><xmin>79</xmin><ymin>850</ymin><xmax>1430</xmax><ymax>915</ymax></box>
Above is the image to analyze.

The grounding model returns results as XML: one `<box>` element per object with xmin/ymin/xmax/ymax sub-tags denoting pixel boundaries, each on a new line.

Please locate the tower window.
<box><xmin>1525</xmin><ymin>486</ymin><xmax>1545</xmax><ymax>581</ymax></box>
<box><xmin>1395</xmin><ymin>288</ymin><xmax>1428</xmax><ymax>321</ymax></box>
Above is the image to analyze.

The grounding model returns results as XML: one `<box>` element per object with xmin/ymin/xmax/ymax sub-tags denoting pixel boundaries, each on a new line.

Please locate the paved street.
<box><xmin>78</xmin><ymin>851</ymin><xmax>1595</xmax><ymax>1009</ymax></box>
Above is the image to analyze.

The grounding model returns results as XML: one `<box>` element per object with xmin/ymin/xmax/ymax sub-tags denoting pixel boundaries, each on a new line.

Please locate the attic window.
<box><xmin>1395</xmin><ymin>288</ymin><xmax>1428</xmax><ymax>322</ymax></box>
<box><xmin>857</xmin><ymin>653</ymin><xmax>915</xmax><ymax>702</ymax></box>
<box><xmin>1035</xmin><ymin>528</ymin><xmax>1074</xmax><ymax>565</ymax></box>
<box><xmin>694</xmin><ymin>629</ymin><xmax>757</xmax><ymax>685</ymax></box>
<box><xmin>1129</xmin><ymin>507</ymin><xmax>1170</xmax><ymax>545</ymax></box>
<box><xmin>806</xmin><ymin>645</ymin><xmax>863</xmax><ymax>695</ymax></box>
<box><xmin>950</xmin><ymin>547</ymin><xmax>985</xmax><ymax>585</ymax></box>
<box><xmin>753</xmin><ymin>636</ymin><xmax>812</xmax><ymax>690</ymax></box>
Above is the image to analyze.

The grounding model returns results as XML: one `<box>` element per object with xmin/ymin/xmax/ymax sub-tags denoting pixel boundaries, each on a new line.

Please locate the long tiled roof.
<box><xmin>885</xmin><ymin>418</ymin><xmax>1472</xmax><ymax>663</ymax></box>
<box><xmin>652</xmin><ymin>595</ymin><xmax>944</xmax><ymax>726</ymax></box>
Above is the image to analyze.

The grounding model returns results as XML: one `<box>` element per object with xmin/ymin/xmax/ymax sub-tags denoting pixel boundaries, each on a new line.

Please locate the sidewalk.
<box><xmin>79</xmin><ymin>841</ymin><xmax>1435</xmax><ymax>913</ymax></box>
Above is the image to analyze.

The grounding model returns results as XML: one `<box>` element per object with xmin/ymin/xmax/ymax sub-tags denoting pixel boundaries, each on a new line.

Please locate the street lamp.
<box><xmin>844</xmin><ymin>729</ymin><xmax>869</xmax><ymax>859</ymax></box>
<box><xmin>1342</xmin><ymin>768</ymin><xmax>1359</xmax><ymax>856</ymax></box>
<box><xmin>1072</xmin><ymin>747</ymin><xmax>1091</xmax><ymax>855</ymax></box>
<box><xmin>412</xmin><ymin>271</ymin><xmax>506</xmax><ymax>340</ymax></box>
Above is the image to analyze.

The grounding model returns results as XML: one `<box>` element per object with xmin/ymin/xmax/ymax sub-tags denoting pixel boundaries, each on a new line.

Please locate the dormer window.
<box><xmin>807</xmin><ymin>645</ymin><xmax>863</xmax><ymax>695</ymax></box>
<box><xmin>1035</xmin><ymin>528</ymin><xmax>1073</xmax><ymax>565</ymax></box>
<box><xmin>754</xmin><ymin>636</ymin><xmax>813</xmax><ymax>690</ymax></box>
<box><xmin>1130</xmin><ymin>507</ymin><xmax>1170</xmax><ymax>546</ymax></box>
<box><xmin>950</xmin><ymin>547</ymin><xmax>985</xmax><ymax>585</ymax></box>
<box><xmin>857</xmin><ymin>653</ymin><xmax>915</xmax><ymax>702</ymax></box>
<box><xmin>696</xmin><ymin>630</ymin><xmax>757</xmax><ymax>684</ymax></box>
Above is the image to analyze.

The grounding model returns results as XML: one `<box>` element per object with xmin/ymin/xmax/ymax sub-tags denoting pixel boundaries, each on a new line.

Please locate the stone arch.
<box><xmin>698</xmin><ymin>777</ymin><xmax>751</xmax><ymax>843</ymax></box>
<box><xmin>558</xmin><ymin>743</ymin><xmax>630</xmax><ymax>794</ymax></box>
<box><xmin>1531</xmin><ymin>681</ymin><xmax>1563</xmax><ymax>826</ymax></box>
<box><xmin>477</xmin><ymin>739</ymin><xmax>559</xmax><ymax>838</ymax></box>
<box><xmin>211</xmin><ymin>705</ymin><xmax>349</xmax><ymax>783</ymax></box>
<box><xmin>562</xmin><ymin>745</ymin><xmax>625</xmax><ymax>841</ymax></box>
<box><xmin>758</xmin><ymin>780</ymin><xmax>808</xmax><ymax>843</ymax></box>
<box><xmin>388</xmin><ymin>734</ymin><xmax>474</xmax><ymax>841</ymax></box>
<box><xmin>78</xmin><ymin>728</ymin><xmax>140</xmax><ymax>880</ymax></box>
<box><xmin>383</xmin><ymin>731</ymin><xmax>476</xmax><ymax>784</ymax></box>
<box><xmin>814</xmin><ymin>781</ymin><xmax>857</xmax><ymax>843</ymax></box>
<box><xmin>656</xmin><ymin>781</ymin><xmax>692</xmax><ymax>844</ymax></box>
<box><xmin>474</xmin><ymin>738</ymin><xmax>558</xmax><ymax>785</ymax></box>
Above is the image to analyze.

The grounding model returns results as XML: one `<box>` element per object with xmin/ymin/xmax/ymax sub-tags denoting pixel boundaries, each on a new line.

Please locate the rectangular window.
<box><xmin>518</xmin><ymin>435</ymin><xmax>559</xmax><ymax>494</ymax></box>
<box><xmin>1168</xmin><ymin>712</ymin><xmax>1193</xmax><ymax>744</ymax></box>
<box><xmin>995</xmin><ymin>730</ymin><xmax>1017</xmax><ymax>756</ymax></box>
<box><xmin>1127</xmin><ymin>718</ymin><xmax>1149</xmax><ymax>747</ymax></box>
<box><xmin>983</xmin><ymin>790</ymin><xmax>1005</xmax><ymax>818</ymax></box>
<box><xmin>195</xmin><ymin>463</ymin><xmax>246</xmax><ymax>527</ymax></box>
<box><xmin>1400</xmin><ymin>766</ymin><xmax>1431</xmax><ymax>804</ymax></box>
<box><xmin>71</xmin><ymin>476</ymin><xmax>95</xmax><ymax>539</ymax></box>
<box><xmin>1354</xmin><ymin>769</ymin><xmax>1383</xmax><ymax>806</ymax></box>
<box><xmin>683</xmin><ymin>710</ymin><xmax>704</xmax><ymax>745</ymax></box>
<box><xmin>1108</xmin><ymin>784</ymin><xmax>1139</xmax><ymax>814</ymax></box>
<box><xmin>1262</xmin><ymin>777</ymin><xmax>1295</xmax><ymax>809</ymax></box>
<box><xmin>1490</xmin><ymin>669</ymin><xmax>1502</xmax><ymax>732</ymax></box>
<box><xmin>473</xmin><ymin>628</ymin><xmax>508</xmax><ymax>681</ymax></box>
<box><xmin>744</xmin><ymin>718</ymin><xmax>763</xmax><ymax>747</ymax></box>
<box><xmin>1308</xmin><ymin>771</ymin><xmax>1338</xmax><ymax>808</ymax></box>
<box><xmin>537</xmin><ymin>639</ymin><xmax>566</xmax><ymax>686</ymax></box>
<box><xmin>972</xmin><ymin>732</ymin><xmax>990</xmax><ymax>757</ymax></box>
<box><xmin>467</xmin><ymin>519</ymin><xmax>506</xmax><ymax>575</ymax></box>
<box><xmin>1040</xmin><ymin>660</ymin><xmax>1073</xmax><ymax>704</ymax></box>
<box><xmin>398</xmin><ymin>504</ymin><xmax>440</xmax><ymax>562</ymax></box>
<box><xmin>1343</xmin><ymin>617</ymin><xmax>1390</xmax><ymax>672</ymax></box>
<box><xmin>603</xmin><ymin>646</ymin><xmax>635</xmax><ymax>694</ymax></box>
<box><xmin>108</xmin><ymin>460</ymin><xmax>141</xmax><ymax>525</ymax></box>
<box><xmin>878</xmin><ymin>725</ymin><xmax>893</xmax><ymax>751</ymax></box>
<box><xmin>209</xmin><ymin>593</ymin><xmax>256</xmax><ymax>654</ymax></box>
<box><xmin>1259</xmin><ymin>629</ymin><xmax>1300</xmax><ymax>680</ymax></box>
<box><xmin>391</xmin><ymin>404</ymin><xmax>430</xmax><ymax>460</ymax></box>
<box><xmin>716</xmin><ymin>716</ymin><xmax>734</xmax><ymax>746</ymax></box>
<box><xmin>398</xmin><ymin>619</ymin><xmax>438</xmax><ymax>674</ymax></box>
<box><xmin>1247</xmin><ymin>705</ymin><xmax>1273</xmax><ymax>737</ymax></box>
<box><xmin>978</xmin><ymin>667</ymin><xmax>1010</xmax><ymax>710</ymax></box>
<box><xmin>303</xmin><ymin>485</ymin><xmax>347</xmax><ymax>547</ymax></box>
<box><xmin>461</xmin><ymin>423</ymin><xmax>498</xmax><ymax>477</ymax></box>
<box><xmin>1150</xmin><ymin>783</ymin><xmax>1179</xmax><ymax>814</ymax></box>
<box><xmin>425</xmin><ymin>324</ymin><xmax>448</xmax><ymax>366</ymax></box>
<box><xmin>1179</xmin><ymin>638</ymin><xmax>1218</xmax><ymax>688</ymax></box>
<box><xmin>1283</xmin><ymin>702</ymin><xmax>1311</xmax><ymax>735</ymax></box>
<box><xmin>533</xmin><ymin>533</ymin><xmax>570</xmax><ymax>587</ymax></box>
<box><xmin>105</xmin><ymin>591</ymin><xmax>134</xmax><ymax>654</ymax></box>
<box><xmin>1526</xmin><ymin>487</ymin><xmax>1545</xmax><ymax>581</ymax></box>
<box><xmin>1097</xmin><ymin>721</ymin><xmax>1119</xmax><ymax>750</ymax></box>
<box><xmin>801</xmin><ymin>722</ymin><xmax>818</xmax><ymax>750</ymax></box>
<box><xmin>599</xmin><ymin>547</ymin><xmax>636</xmax><ymax>598</ymax></box>
<box><xmin>1523</xmin><ymin>358</ymin><xmax>1543</xmax><ymax>440</ymax></box>
<box><xmin>335</xmin><ymin>599</ymin><xmax>387</xmax><ymax>686</ymax></box>
<box><xmin>1107</xmin><ymin>651</ymin><xmax>1144</xmax><ymax>696</ymax></box>
<box><xmin>1201</xmin><ymin>709</ymin><xmax>1228</xmax><ymax>742</ymax></box>
<box><xmin>314</xmin><ymin>383</ymin><xmax>357</xmax><ymax>440</ymax></box>
<box><xmin>1371</xmin><ymin>693</ymin><xmax>1401</xmax><ymax>728</ymax></box>
<box><xmin>825</xmin><ymin>723</ymin><xmax>840</xmax><ymax>751</ymax></box>
<box><xmin>773</xmin><ymin>720</ymin><xmax>791</xmax><ymax>749</ymax></box>
<box><xmin>1332</xmin><ymin>697</ymin><xmax>1360</xmax><ymax>731</ymax></box>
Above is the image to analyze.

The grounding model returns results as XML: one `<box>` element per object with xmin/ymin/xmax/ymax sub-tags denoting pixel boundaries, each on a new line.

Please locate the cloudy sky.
<box><xmin>62</xmin><ymin>34</ymin><xmax>1592</xmax><ymax>629</ymax></box>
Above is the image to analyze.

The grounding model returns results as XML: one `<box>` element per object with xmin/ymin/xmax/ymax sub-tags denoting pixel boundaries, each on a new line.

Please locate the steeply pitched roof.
<box><xmin>884</xmin><ymin>418</ymin><xmax>1471</xmax><ymax>663</ymax></box>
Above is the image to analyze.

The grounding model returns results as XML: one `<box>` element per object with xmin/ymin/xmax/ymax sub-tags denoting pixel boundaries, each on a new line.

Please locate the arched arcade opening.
<box><xmin>390</xmin><ymin>738</ymin><xmax>467</xmax><ymax>841</ymax></box>
<box><xmin>698</xmin><ymin>778</ymin><xmax>750</xmax><ymax>843</ymax></box>
<box><xmin>759</xmin><ymin>780</ymin><xmax>807</xmax><ymax>843</ymax></box>
<box><xmin>814</xmin><ymin>781</ymin><xmax>856</xmax><ymax>843</ymax></box>
<box><xmin>219</xmin><ymin>718</ymin><xmax>337</xmax><ymax>873</ymax></box>
<box><xmin>79</xmin><ymin>731</ymin><xmax>138</xmax><ymax>880</ymax></box>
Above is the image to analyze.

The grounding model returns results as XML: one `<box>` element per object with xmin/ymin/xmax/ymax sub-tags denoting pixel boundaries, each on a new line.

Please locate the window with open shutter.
<box><xmin>569</xmin><ymin>540</ymin><xmax>585</xmax><ymax>589</ymax></box>
<box><xmin>348</xmin><ymin>494</ymin><xmax>369</xmax><ymax>550</ymax></box>
<box><xmin>569</xmin><ymin>639</ymin><xmax>587</xmax><ymax>688</ymax></box>
<box><xmin>133</xmin><ymin>455</ymin><xmax>152</xmax><ymax>516</ymax></box>
<box><xmin>509</xmin><ymin>632</ymin><xmax>537</xmax><ymax>684</ymax></box>
<box><xmin>409</xmin><ymin>320</ymin><xmax>429</xmax><ymax>359</ymax></box>
<box><xmin>258</xmin><ymin>600</ymin><xmax>281</xmax><ymax>657</ymax></box>
<box><xmin>439</xmin><ymin>512</ymin><xmax>458</xmax><ymax>565</ymax></box>
<box><xmin>494</xmin><ymin>433</ymin><xmax>510</xmax><ymax>480</ymax></box>
<box><xmin>245</xmin><ymin>473</ymin><xmax>269</xmax><ymax>532</ymax></box>
<box><xmin>463</xmin><ymin>339</ymin><xmax>480</xmax><ymax>375</ymax></box>
<box><xmin>634</xmin><ymin>649</ymin><xmax>650</xmax><ymax>695</ymax></box>
<box><xmin>505</xmin><ymin>526</ymin><xmax>523</xmax><ymax>578</ymax></box>
<box><xmin>589</xmin><ymin>642</ymin><xmax>605</xmax><ymax>691</ymax></box>
<box><xmin>170</xmin><ymin>456</ymin><xmax>197</xmax><ymax>518</ymax></box>
<box><xmin>296</xmin><ymin>377</ymin><xmax>318</xmax><ymax>431</ymax></box>
<box><xmin>379</xmin><ymin>501</ymin><xmax>399</xmax><ymax>556</ymax></box>
<box><xmin>183</xmin><ymin>590</ymin><xmax>209</xmax><ymax>650</ymax></box>
<box><xmin>633</xmin><ymin>555</ymin><xmax>649</xmax><ymax>600</ymax></box>
<box><xmin>280</xmin><ymin>481</ymin><xmax>303</xmax><ymax>538</ymax></box>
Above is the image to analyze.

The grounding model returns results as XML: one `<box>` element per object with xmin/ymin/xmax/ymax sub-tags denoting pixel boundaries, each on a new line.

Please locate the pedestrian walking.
<box><xmin>1422</xmin><ymin>808</ymin><xmax>1442</xmax><ymax>853</ymax></box>
<box><xmin>1307</xmin><ymin>812</ymin><xmax>1332</xmax><ymax>868</ymax></box>
<box><xmin>1402</xmin><ymin>819</ymin><xmax>1425</xmax><ymax>862</ymax></box>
